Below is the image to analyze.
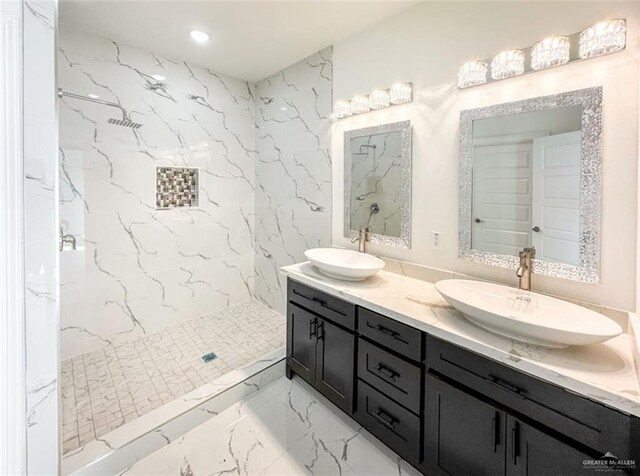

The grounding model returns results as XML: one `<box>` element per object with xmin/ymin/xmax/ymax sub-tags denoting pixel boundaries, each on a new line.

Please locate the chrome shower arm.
<box><xmin>57</xmin><ymin>89</ymin><xmax>129</xmax><ymax>121</ymax></box>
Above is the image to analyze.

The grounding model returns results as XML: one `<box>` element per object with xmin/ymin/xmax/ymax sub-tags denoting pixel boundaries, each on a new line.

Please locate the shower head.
<box><xmin>58</xmin><ymin>89</ymin><xmax>143</xmax><ymax>129</ymax></box>
<box><xmin>108</xmin><ymin>117</ymin><xmax>143</xmax><ymax>129</ymax></box>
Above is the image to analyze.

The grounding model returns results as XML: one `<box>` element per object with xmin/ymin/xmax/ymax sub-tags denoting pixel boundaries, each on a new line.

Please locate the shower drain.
<box><xmin>201</xmin><ymin>352</ymin><xmax>217</xmax><ymax>363</ymax></box>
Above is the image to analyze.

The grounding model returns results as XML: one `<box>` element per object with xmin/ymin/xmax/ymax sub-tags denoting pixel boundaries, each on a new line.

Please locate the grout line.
<box><xmin>62</xmin><ymin>300</ymin><xmax>285</xmax><ymax>453</ymax></box>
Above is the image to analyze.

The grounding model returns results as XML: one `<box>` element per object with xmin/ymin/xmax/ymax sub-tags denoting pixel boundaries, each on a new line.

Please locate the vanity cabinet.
<box><xmin>425</xmin><ymin>335</ymin><xmax>635</xmax><ymax>463</ymax></box>
<box><xmin>507</xmin><ymin>416</ymin><xmax>592</xmax><ymax>476</ymax></box>
<box><xmin>357</xmin><ymin>339</ymin><xmax>421</xmax><ymax>413</ymax></box>
<box><xmin>425</xmin><ymin>374</ymin><xmax>592</xmax><ymax>476</ymax></box>
<box><xmin>286</xmin><ymin>281</ymin><xmax>356</xmax><ymax>413</ymax></box>
<box><xmin>356</xmin><ymin>379</ymin><xmax>421</xmax><ymax>464</ymax></box>
<box><xmin>425</xmin><ymin>374</ymin><xmax>506</xmax><ymax>476</ymax></box>
<box><xmin>285</xmin><ymin>278</ymin><xmax>640</xmax><ymax>476</ymax></box>
<box><xmin>358</xmin><ymin>307</ymin><xmax>423</xmax><ymax>362</ymax></box>
<box><xmin>354</xmin><ymin>311</ymin><xmax>424</xmax><ymax>467</ymax></box>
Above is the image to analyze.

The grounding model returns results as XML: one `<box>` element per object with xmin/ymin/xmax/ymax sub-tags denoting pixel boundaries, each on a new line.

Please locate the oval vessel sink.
<box><xmin>304</xmin><ymin>248</ymin><xmax>385</xmax><ymax>281</ymax></box>
<box><xmin>435</xmin><ymin>279</ymin><xmax>622</xmax><ymax>348</ymax></box>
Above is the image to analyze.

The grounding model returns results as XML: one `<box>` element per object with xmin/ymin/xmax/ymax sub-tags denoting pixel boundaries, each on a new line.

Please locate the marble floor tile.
<box><xmin>121</xmin><ymin>377</ymin><xmax>422</xmax><ymax>476</ymax></box>
<box><xmin>62</xmin><ymin>300</ymin><xmax>285</xmax><ymax>454</ymax></box>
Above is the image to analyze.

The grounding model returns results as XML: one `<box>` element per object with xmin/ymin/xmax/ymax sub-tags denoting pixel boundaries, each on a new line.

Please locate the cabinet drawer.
<box><xmin>287</xmin><ymin>278</ymin><xmax>355</xmax><ymax>330</ymax></box>
<box><xmin>426</xmin><ymin>335</ymin><xmax>635</xmax><ymax>458</ymax></box>
<box><xmin>358</xmin><ymin>307</ymin><xmax>422</xmax><ymax>361</ymax></box>
<box><xmin>355</xmin><ymin>380</ymin><xmax>421</xmax><ymax>465</ymax></box>
<box><xmin>358</xmin><ymin>338</ymin><xmax>422</xmax><ymax>414</ymax></box>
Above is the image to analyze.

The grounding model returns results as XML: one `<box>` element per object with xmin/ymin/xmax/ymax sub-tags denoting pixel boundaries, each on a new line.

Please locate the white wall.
<box><xmin>332</xmin><ymin>1</ymin><xmax>639</xmax><ymax>311</ymax></box>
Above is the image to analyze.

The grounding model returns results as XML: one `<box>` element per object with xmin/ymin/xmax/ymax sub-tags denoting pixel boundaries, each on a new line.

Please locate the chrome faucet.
<box><xmin>59</xmin><ymin>226</ymin><xmax>77</xmax><ymax>252</ymax></box>
<box><xmin>351</xmin><ymin>227</ymin><xmax>371</xmax><ymax>253</ymax></box>
<box><xmin>516</xmin><ymin>247</ymin><xmax>535</xmax><ymax>291</ymax></box>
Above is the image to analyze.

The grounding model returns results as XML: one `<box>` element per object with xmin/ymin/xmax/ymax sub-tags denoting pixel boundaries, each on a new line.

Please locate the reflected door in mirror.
<box><xmin>470</xmin><ymin>106</ymin><xmax>582</xmax><ymax>266</ymax></box>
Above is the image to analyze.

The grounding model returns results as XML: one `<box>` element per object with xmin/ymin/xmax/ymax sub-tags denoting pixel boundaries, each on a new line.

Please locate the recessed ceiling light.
<box><xmin>87</xmin><ymin>94</ymin><xmax>99</xmax><ymax>99</ymax></box>
<box><xmin>280</xmin><ymin>107</ymin><xmax>287</xmax><ymax>111</ymax></box>
<box><xmin>151</xmin><ymin>74</ymin><xmax>166</xmax><ymax>81</ymax></box>
<box><xmin>189</xmin><ymin>30</ymin><xmax>210</xmax><ymax>44</ymax></box>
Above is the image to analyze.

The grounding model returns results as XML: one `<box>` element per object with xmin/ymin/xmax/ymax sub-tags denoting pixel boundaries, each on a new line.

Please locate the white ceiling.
<box><xmin>59</xmin><ymin>0</ymin><xmax>418</xmax><ymax>81</ymax></box>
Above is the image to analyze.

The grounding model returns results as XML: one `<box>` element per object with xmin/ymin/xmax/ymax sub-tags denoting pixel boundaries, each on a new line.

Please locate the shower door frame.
<box><xmin>0</xmin><ymin>1</ymin><xmax>27</xmax><ymax>473</ymax></box>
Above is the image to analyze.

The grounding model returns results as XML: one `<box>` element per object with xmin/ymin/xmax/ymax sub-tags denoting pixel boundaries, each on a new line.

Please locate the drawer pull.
<box><xmin>293</xmin><ymin>289</ymin><xmax>314</xmax><ymax>302</ymax></box>
<box><xmin>374</xmin><ymin>408</ymin><xmax>398</xmax><ymax>430</ymax></box>
<box><xmin>511</xmin><ymin>421</ymin><xmax>519</xmax><ymax>465</ymax></box>
<box><xmin>377</xmin><ymin>324</ymin><xmax>399</xmax><ymax>338</ymax></box>
<box><xmin>367</xmin><ymin>322</ymin><xmax>409</xmax><ymax>344</ymax></box>
<box><xmin>317</xmin><ymin>320</ymin><xmax>325</xmax><ymax>341</ymax></box>
<box><xmin>309</xmin><ymin>318</ymin><xmax>317</xmax><ymax>339</ymax></box>
<box><xmin>491</xmin><ymin>412</ymin><xmax>499</xmax><ymax>453</ymax></box>
<box><xmin>312</xmin><ymin>296</ymin><xmax>345</xmax><ymax>316</ymax></box>
<box><xmin>375</xmin><ymin>363</ymin><xmax>399</xmax><ymax>381</ymax></box>
<box><xmin>293</xmin><ymin>289</ymin><xmax>336</xmax><ymax>314</ymax></box>
<box><xmin>487</xmin><ymin>375</ymin><xmax>525</xmax><ymax>397</ymax></box>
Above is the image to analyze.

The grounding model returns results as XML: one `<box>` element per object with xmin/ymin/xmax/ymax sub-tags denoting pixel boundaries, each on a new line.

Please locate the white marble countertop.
<box><xmin>281</xmin><ymin>262</ymin><xmax>640</xmax><ymax>418</ymax></box>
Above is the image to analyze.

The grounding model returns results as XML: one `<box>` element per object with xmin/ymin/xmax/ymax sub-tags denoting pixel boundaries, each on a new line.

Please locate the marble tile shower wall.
<box><xmin>59</xmin><ymin>27</ymin><xmax>257</xmax><ymax>359</ymax></box>
<box><xmin>254</xmin><ymin>48</ymin><xmax>333</xmax><ymax>311</ymax></box>
<box><xmin>24</xmin><ymin>0</ymin><xmax>59</xmax><ymax>472</ymax></box>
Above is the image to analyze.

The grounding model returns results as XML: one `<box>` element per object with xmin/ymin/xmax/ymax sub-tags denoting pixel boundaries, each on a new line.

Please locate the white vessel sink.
<box><xmin>435</xmin><ymin>279</ymin><xmax>623</xmax><ymax>348</ymax></box>
<box><xmin>304</xmin><ymin>248</ymin><xmax>385</xmax><ymax>281</ymax></box>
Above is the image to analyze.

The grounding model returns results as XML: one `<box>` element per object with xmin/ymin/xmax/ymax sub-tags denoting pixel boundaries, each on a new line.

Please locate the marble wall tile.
<box><xmin>58</xmin><ymin>26</ymin><xmax>257</xmax><ymax>359</ymax></box>
<box><xmin>254</xmin><ymin>47</ymin><xmax>333</xmax><ymax>311</ymax></box>
<box><xmin>23</xmin><ymin>0</ymin><xmax>60</xmax><ymax>473</ymax></box>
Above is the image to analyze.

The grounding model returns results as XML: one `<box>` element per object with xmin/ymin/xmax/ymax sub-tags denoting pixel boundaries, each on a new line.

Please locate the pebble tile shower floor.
<box><xmin>60</xmin><ymin>300</ymin><xmax>285</xmax><ymax>454</ymax></box>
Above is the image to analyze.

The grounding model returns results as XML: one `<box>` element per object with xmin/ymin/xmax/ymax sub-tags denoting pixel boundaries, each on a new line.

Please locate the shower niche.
<box><xmin>155</xmin><ymin>166</ymin><xmax>200</xmax><ymax>209</ymax></box>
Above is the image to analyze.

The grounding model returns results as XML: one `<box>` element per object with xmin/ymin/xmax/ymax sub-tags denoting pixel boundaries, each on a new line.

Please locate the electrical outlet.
<box><xmin>432</xmin><ymin>231</ymin><xmax>442</xmax><ymax>249</ymax></box>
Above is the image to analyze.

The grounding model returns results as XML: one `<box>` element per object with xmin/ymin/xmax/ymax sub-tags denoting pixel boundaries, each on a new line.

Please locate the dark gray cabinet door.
<box><xmin>507</xmin><ymin>416</ymin><xmax>593</xmax><ymax>476</ymax></box>
<box><xmin>287</xmin><ymin>302</ymin><xmax>318</xmax><ymax>385</ymax></box>
<box><xmin>315</xmin><ymin>317</ymin><xmax>355</xmax><ymax>413</ymax></box>
<box><xmin>425</xmin><ymin>374</ymin><xmax>506</xmax><ymax>476</ymax></box>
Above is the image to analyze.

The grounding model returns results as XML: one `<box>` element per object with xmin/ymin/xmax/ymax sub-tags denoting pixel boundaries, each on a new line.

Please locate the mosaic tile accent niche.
<box><xmin>156</xmin><ymin>166</ymin><xmax>199</xmax><ymax>209</ymax></box>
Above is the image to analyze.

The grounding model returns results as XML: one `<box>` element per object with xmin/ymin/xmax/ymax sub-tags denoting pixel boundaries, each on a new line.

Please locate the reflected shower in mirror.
<box><xmin>459</xmin><ymin>87</ymin><xmax>602</xmax><ymax>283</ymax></box>
<box><xmin>344</xmin><ymin>121</ymin><xmax>411</xmax><ymax>248</ymax></box>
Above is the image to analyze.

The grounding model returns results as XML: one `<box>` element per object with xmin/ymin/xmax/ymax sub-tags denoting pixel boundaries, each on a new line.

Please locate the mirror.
<box><xmin>344</xmin><ymin>121</ymin><xmax>411</xmax><ymax>248</ymax></box>
<box><xmin>459</xmin><ymin>87</ymin><xmax>602</xmax><ymax>283</ymax></box>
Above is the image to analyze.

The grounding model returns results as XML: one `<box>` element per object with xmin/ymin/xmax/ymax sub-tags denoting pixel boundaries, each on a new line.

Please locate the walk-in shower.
<box><xmin>56</xmin><ymin>26</ymin><xmax>286</xmax><ymax>464</ymax></box>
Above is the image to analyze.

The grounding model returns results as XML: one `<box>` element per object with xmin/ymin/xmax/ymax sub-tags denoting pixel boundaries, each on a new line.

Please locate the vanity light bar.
<box><xmin>351</xmin><ymin>95</ymin><xmax>371</xmax><ymax>114</ymax></box>
<box><xmin>334</xmin><ymin>82</ymin><xmax>413</xmax><ymax>119</ymax></box>
<box><xmin>458</xmin><ymin>18</ymin><xmax>626</xmax><ymax>89</ymax></box>
<box><xmin>369</xmin><ymin>89</ymin><xmax>390</xmax><ymax>109</ymax></box>
<box><xmin>490</xmin><ymin>49</ymin><xmax>525</xmax><ymax>80</ymax></box>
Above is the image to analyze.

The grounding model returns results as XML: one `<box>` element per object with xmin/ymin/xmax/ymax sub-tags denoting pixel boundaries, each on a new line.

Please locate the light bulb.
<box><xmin>369</xmin><ymin>89</ymin><xmax>390</xmax><ymax>109</ymax></box>
<box><xmin>350</xmin><ymin>95</ymin><xmax>370</xmax><ymax>114</ymax></box>
<box><xmin>579</xmin><ymin>19</ymin><xmax>626</xmax><ymax>59</ymax></box>
<box><xmin>531</xmin><ymin>36</ymin><xmax>570</xmax><ymax>70</ymax></box>
<box><xmin>389</xmin><ymin>82</ymin><xmax>412</xmax><ymax>105</ymax></box>
<box><xmin>334</xmin><ymin>100</ymin><xmax>352</xmax><ymax>119</ymax></box>
<box><xmin>189</xmin><ymin>30</ymin><xmax>210</xmax><ymax>44</ymax></box>
<box><xmin>491</xmin><ymin>49</ymin><xmax>525</xmax><ymax>80</ymax></box>
<box><xmin>458</xmin><ymin>61</ymin><xmax>488</xmax><ymax>88</ymax></box>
